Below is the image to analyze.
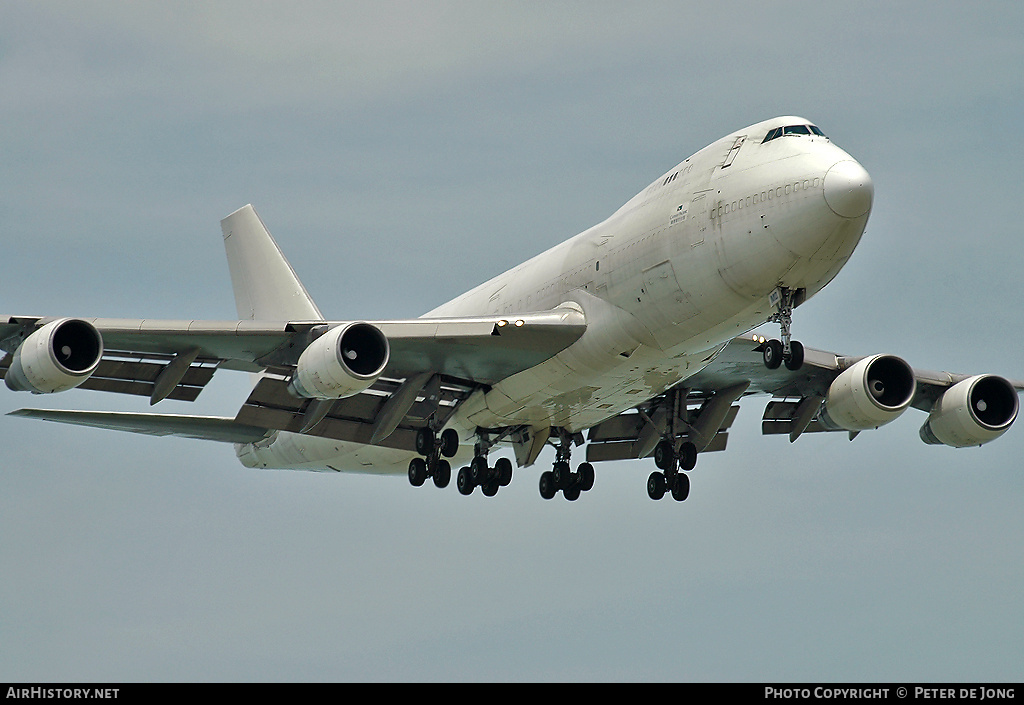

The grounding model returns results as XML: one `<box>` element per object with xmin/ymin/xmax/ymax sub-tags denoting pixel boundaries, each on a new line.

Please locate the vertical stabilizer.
<box><xmin>220</xmin><ymin>205</ymin><xmax>324</xmax><ymax>321</ymax></box>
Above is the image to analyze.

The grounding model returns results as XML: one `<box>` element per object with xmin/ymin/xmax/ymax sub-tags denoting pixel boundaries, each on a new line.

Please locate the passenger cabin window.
<box><xmin>761</xmin><ymin>124</ymin><xmax>827</xmax><ymax>143</ymax></box>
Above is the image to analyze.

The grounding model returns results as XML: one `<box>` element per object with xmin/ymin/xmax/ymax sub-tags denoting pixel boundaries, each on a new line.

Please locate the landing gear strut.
<box><xmin>408</xmin><ymin>427</ymin><xmax>459</xmax><ymax>489</ymax></box>
<box><xmin>764</xmin><ymin>287</ymin><xmax>804</xmax><ymax>371</ymax></box>
<box><xmin>538</xmin><ymin>430</ymin><xmax>595</xmax><ymax>501</ymax></box>
<box><xmin>642</xmin><ymin>387</ymin><xmax>696</xmax><ymax>502</ymax></box>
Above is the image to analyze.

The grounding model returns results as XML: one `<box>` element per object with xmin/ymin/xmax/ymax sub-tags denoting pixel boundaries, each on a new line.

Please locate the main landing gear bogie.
<box><xmin>408</xmin><ymin>427</ymin><xmax>460</xmax><ymax>490</ymax></box>
<box><xmin>410</xmin><ymin>425</ymin><xmax>517</xmax><ymax>498</ymax></box>
<box><xmin>538</xmin><ymin>431</ymin><xmax>596</xmax><ymax>502</ymax></box>
<box><xmin>647</xmin><ymin>470</ymin><xmax>690</xmax><ymax>501</ymax></box>
<box><xmin>456</xmin><ymin>456</ymin><xmax>513</xmax><ymax>497</ymax></box>
<box><xmin>648</xmin><ymin>439</ymin><xmax>696</xmax><ymax>502</ymax></box>
<box><xmin>539</xmin><ymin>461</ymin><xmax>595</xmax><ymax>501</ymax></box>
<box><xmin>408</xmin><ymin>455</ymin><xmax>451</xmax><ymax>488</ymax></box>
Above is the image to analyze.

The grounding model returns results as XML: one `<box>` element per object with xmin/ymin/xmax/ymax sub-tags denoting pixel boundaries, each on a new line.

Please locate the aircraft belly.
<box><xmin>457</xmin><ymin>340</ymin><xmax>721</xmax><ymax>434</ymax></box>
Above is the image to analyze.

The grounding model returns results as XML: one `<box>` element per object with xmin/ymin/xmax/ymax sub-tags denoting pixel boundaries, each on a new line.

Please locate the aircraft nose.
<box><xmin>823</xmin><ymin>160</ymin><xmax>873</xmax><ymax>218</ymax></box>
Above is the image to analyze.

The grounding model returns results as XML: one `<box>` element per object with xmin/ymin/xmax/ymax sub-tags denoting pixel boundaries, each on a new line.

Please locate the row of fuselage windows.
<box><xmin>709</xmin><ymin>177</ymin><xmax>823</xmax><ymax>219</ymax></box>
<box><xmin>762</xmin><ymin>124</ymin><xmax>827</xmax><ymax>143</ymax></box>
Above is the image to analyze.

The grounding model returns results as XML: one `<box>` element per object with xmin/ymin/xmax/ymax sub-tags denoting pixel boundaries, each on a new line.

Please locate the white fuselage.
<box><xmin>237</xmin><ymin>116</ymin><xmax>873</xmax><ymax>472</ymax></box>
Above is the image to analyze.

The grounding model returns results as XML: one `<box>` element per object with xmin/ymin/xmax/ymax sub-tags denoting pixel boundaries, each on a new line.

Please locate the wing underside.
<box><xmin>8</xmin><ymin>408</ymin><xmax>272</xmax><ymax>444</ymax></box>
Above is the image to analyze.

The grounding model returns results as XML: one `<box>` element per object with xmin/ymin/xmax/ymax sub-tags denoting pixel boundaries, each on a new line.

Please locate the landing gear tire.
<box><xmin>654</xmin><ymin>440</ymin><xmax>676</xmax><ymax>471</ymax></box>
<box><xmin>456</xmin><ymin>466</ymin><xmax>475</xmax><ymax>495</ymax></box>
<box><xmin>647</xmin><ymin>472</ymin><xmax>667</xmax><ymax>500</ymax></box>
<box><xmin>414</xmin><ymin>427</ymin><xmax>435</xmax><ymax>456</ymax></box>
<box><xmin>408</xmin><ymin>457</ymin><xmax>427</xmax><ymax>487</ymax></box>
<box><xmin>439</xmin><ymin>428</ymin><xmax>460</xmax><ymax>458</ymax></box>
<box><xmin>578</xmin><ymin>462</ymin><xmax>595</xmax><ymax>492</ymax></box>
<box><xmin>495</xmin><ymin>457</ymin><xmax>513</xmax><ymax>486</ymax></box>
<box><xmin>563</xmin><ymin>485</ymin><xmax>581</xmax><ymax>501</ymax></box>
<box><xmin>784</xmin><ymin>340</ymin><xmax>805</xmax><ymax>371</ymax></box>
<box><xmin>678</xmin><ymin>441</ymin><xmax>698</xmax><ymax>472</ymax></box>
<box><xmin>470</xmin><ymin>455</ymin><xmax>488</xmax><ymax>484</ymax></box>
<box><xmin>670</xmin><ymin>472</ymin><xmax>690</xmax><ymax>502</ymax></box>
<box><xmin>539</xmin><ymin>472</ymin><xmax>557</xmax><ymax>500</ymax></box>
<box><xmin>432</xmin><ymin>459</ymin><xmax>451</xmax><ymax>488</ymax></box>
<box><xmin>764</xmin><ymin>339</ymin><xmax>784</xmax><ymax>370</ymax></box>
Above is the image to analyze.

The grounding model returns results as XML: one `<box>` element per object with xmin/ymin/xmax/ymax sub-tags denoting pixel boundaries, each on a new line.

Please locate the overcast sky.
<box><xmin>2</xmin><ymin>1</ymin><xmax>1023</xmax><ymax>682</ymax></box>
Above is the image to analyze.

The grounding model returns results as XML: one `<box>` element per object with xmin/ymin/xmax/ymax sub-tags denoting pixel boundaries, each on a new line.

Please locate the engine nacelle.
<box><xmin>5</xmin><ymin>318</ymin><xmax>104</xmax><ymax>394</ymax></box>
<box><xmin>288</xmin><ymin>322</ymin><xmax>390</xmax><ymax>399</ymax></box>
<box><xmin>819</xmin><ymin>354</ymin><xmax>917</xmax><ymax>432</ymax></box>
<box><xmin>919</xmin><ymin>375</ymin><xmax>1019</xmax><ymax>448</ymax></box>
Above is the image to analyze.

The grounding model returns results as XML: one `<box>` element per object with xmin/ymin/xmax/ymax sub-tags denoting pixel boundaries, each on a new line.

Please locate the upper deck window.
<box><xmin>762</xmin><ymin>124</ymin><xmax>827</xmax><ymax>143</ymax></box>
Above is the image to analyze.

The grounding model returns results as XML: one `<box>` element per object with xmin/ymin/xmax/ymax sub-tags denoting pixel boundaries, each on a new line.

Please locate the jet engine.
<box><xmin>5</xmin><ymin>318</ymin><xmax>104</xmax><ymax>394</ymax></box>
<box><xmin>919</xmin><ymin>375</ymin><xmax>1019</xmax><ymax>447</ymax></box>
<box><xmin>288</xmin><ymin>322</ymin><xmax>390</xmax><ymax>399</ymax></box>
<box><xmin>819</xmin><ymin>354</ymin><xmax>917</xmax><ymax>431</ymax></box>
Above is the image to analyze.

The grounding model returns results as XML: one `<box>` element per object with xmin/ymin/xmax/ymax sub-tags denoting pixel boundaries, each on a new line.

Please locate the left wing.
<box><xmin>6</xmin><ymin>408</ymin><xmax>275</xmax><ymax>444</ymax></box>
<box><xmin>0</xmin><ymin>316</ymin><xmax>302</xmax><ymax>403</ymax></box>
<box><xmin>584</xmin><ymin>333</ymin><xmax>1024</xmax><ymax>464</ymax></box>
<box><xmin>0</xmin><ymin>309</ymin><xmax>587</xmax><ymax>447</ymax></box>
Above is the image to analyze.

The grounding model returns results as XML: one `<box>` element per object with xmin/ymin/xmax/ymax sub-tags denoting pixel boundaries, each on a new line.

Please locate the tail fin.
<box><xmin>220</xmin><ymin>205</ymin><xmax>324</xmax><ymax>321</ymax></box>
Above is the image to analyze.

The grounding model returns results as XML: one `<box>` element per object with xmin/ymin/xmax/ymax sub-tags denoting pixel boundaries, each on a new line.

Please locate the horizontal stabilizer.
<box><xmin>8</xmin><ymin>408</ymin><xmax>272</xmax><ymax>444</ymax></box>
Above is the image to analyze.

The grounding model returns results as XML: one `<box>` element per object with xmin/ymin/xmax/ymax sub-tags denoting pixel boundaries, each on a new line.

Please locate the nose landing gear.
<box><xmin>763</xmin><ymin>287</ymin><xmax>805</xmax><ymax>371</ymax></box>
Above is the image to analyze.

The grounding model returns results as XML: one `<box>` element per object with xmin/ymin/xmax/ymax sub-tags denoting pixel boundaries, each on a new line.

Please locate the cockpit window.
<box><xmin>762</xmin><ymin>124</ymin><xmax>827</xmax><ymax>143</ymax></box>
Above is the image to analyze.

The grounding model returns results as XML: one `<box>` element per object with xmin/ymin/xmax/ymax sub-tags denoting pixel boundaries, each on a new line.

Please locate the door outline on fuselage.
<box><xmin>689</xmin><ymin>190</ymin><xmax>713</xmax><ymax>248</ymax></box>
<box><xmin>641</xmin><ymin>259</ymin><xmax>697</xmax><ymax>324</ymax></box>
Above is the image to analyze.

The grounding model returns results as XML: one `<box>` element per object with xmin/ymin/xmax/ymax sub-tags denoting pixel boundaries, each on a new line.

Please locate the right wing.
<box><xmin>583</xmin><ymin>333</ymin><xmax>1024</xmax><ymax>464</ymax></box>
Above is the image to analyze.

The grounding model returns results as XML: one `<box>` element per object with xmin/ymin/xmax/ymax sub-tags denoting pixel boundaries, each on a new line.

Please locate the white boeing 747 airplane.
<box><xmin>3</xmin><ymin>116</ymin><xmax>1021</xmax><ymax>502</ymax></box>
